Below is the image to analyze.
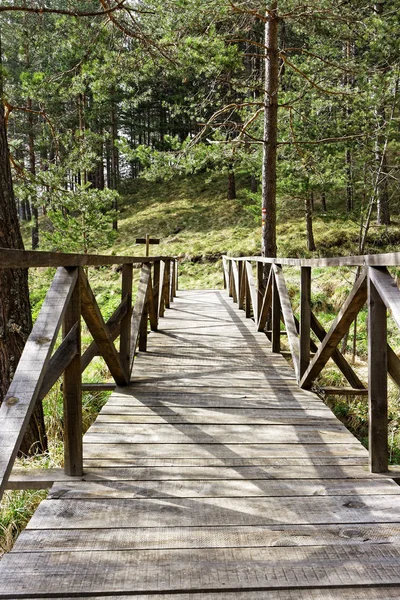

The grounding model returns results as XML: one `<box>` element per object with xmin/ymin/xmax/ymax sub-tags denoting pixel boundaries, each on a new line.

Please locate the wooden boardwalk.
<box><xmin>2</xmin><ymin>289</ymin><xmax>400</xmax><ymax>598</ymax></box>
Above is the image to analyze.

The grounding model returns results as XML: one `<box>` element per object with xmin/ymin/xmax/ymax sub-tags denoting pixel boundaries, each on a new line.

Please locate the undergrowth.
<box><xmin>4</xmin><ymin>171</ymin><xmax>400</xmax><ymax>556</ymax></box>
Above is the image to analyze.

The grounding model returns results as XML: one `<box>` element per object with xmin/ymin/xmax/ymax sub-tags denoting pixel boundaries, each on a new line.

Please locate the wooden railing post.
<box><xmin>139</xmin><ymin>301</ymin><xmax>148</xmax><ymax>352</ymax></box>
<box><xmin>63</xmin><ymin>267</ymin><xmax>82</xmax><ymax>477</ymax></box>
<box><xmin>120</xmin><ymin>263</ymin><xmax>133</xmax><ymax>380</ymax></box>
<box><xmin>159</xmin><ymin>260</ymin><xmax>167</xmax><ymax>318</ymax></box>
<box><xmin>228</xmin><ymin>260</ymin><xmax>233</xmax><ymax>298</ymax></box>
<box><xmin>245</xmin><ymin>267</ymin><xmax>251</xmax><ymax>318</ymax></box>
<box><xmin>171</xmin><ymin>260</ymin><xmax>177</xmax><ymax>299</ymax></box>
<box><xmin>271</xmin><ymin>269</ymin><xmax>281</xmax><ymax>353</ymax></box>
<box><xmin>300</xmin><ymin>266</ymin><xmax>311</xmax><ymax>378</ymax></box>
<box><xmin>152</xmin><ymin>260</ymin><xmax>160</xmax><ymax>328</ymax></box>
<box><xmin>368</xmin><ymin>269</ymin><xmax>388</xmax><ymax>473</ymax></box>
<box><xmin>165</xmin><ymin>259</ymin><xmax>171</xmax><ymax>310</ymax></box>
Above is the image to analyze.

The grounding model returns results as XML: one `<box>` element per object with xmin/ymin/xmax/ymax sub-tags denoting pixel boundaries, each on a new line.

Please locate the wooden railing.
<box><xmin>223</xmin><ymin>252</ymin><xmax>400</xmax><ymax>474</ymax></box>
<box><xmin>0</xmin><ymin>249</ymin><xmax>177</xmax><ymax>500</ymax></box>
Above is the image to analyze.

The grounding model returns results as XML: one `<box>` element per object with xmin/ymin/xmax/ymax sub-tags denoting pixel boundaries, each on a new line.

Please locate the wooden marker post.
<box><xmin>135</xmin><ymin>234</ymin><xmax>160</xmax><ymax>257</ymax></box>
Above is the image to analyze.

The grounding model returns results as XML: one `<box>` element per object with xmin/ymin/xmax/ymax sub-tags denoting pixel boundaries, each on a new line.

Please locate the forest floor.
<box><xmin>2</xmin><ymin>172</ymin><xmax>400</xmax><ymax>556</ymax></box>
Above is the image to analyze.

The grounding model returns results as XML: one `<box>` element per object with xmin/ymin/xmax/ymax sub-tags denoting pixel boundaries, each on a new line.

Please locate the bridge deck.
<box><xmin>2</xmin><ymin>289</ymin><xmax>400</xmax><ymax>598</ymax></box>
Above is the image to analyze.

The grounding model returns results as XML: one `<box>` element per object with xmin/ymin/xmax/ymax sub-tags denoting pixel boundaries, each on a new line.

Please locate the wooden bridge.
<box><xmin>2</xmin><ymin>249</ymin><xmax>400</xmax><ymax>597</ymax></box>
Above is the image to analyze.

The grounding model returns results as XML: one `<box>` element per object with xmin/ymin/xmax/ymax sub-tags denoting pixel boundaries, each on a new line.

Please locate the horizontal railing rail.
<box><xmin>0</xmin><ymin>251</ymin><xmax>178</xmax><ymax>500</ymax></box>
<box><xmin>223</xmin><ymin>253</ymin><xmax>400</xmax><ymax>474</ymax></box>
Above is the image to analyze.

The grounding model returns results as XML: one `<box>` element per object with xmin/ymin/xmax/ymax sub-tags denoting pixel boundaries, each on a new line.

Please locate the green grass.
<box><xmin>7</xmin><ymin>170</ymin><xmax>400</xmax><ymax>556</ymax></box>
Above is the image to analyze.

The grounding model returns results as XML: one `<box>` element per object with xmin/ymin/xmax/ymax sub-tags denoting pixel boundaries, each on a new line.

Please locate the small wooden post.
<box><xmin>238</xmin><ymin>261</ymin><xmax>244</xmax><ymax>309</ymax></box>
<box><xmin>120</xmin><ymin>263</ymin><xmax>133</xmax><ymax>380</ymax></box>
<box><xmin>257</xmin><ymin>261</ymin><xmax>265</xmax><ymax>323</ymax></box>
<box><xmin>164</xmin><ymin>258</ymin><xmax>171</xmax><ymax>309</ymax></box>
<box><xmin>171</xmin><ymin>260</ymin><xmax>177</xmax><ymax>299</ymax></box>
<box><xmin>245</xmin><ymin>268</ymin><xmax>251</xmax><ymax>318</ymax></box>
<box><xmin>139</xmin><ymin>301</ymin><xmax>148</xmax><ymax>352</ymax></box>
<box><xmin>135</xmin><ymin>235</ymin><xmax>160</xmax><ymax>257</ymax></box>
<box><xmin>159</xmin><ymin>260</ymin><xmax>168</xmax><ymax>318</ymax></box>
<box><xmin>300</xmin><ymin>266</ymin><xmax>311</xmax><ymax>378</ymax></box>
<box><xmin>228</xmin><ymin>261</ymin><xmax>233</xmax><ymax>298</ymax></box>
<box><xmin>368</xmin><ymin>270</ymin><xmax>388</xmax><ymax>473</ymax></box>
<box><xmin>63</xmin><ymin>268</ymin><xmax>82</xmax><ymax>477</ymax></box>
<box><xmin>271</xmin><ymin>269</ymin><xmax>281</xmax><ymax>353</ymax></box>
<box><xmin>152</xmin><ymin>261</ymin><xmax>160</xmax><ymax>329</ymax></box>
<box><xmin>169</xmin><ymin>261</ymin><xmax>175</xmax><ymax>303</ymax></box>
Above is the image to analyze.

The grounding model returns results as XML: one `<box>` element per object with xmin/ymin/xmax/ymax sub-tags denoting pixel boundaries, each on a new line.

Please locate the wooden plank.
<box><xmin>368</xmin><ymin>272</ymin><xmax>388</xmax><ymax>473</ymax></box>
<box><xmin>222</xmin><ymin>251</ymin><xmax>400</xmax><ymax>268</ymax></box>
<box><xmin>4</xmin><ymin>544</ymin><xmax>400</xmax><ymax>596</ymax></box>
<box><xmin>152</xmin><ymin>260</ymin><xmax>160</xmax><ymax>328</ymax></box>
<box><xmin>25</xmin><ymin>495</ymin><xmax>400</xmax><ymax>530</ymax></box>
<box><xmin>63</xmin><ymin>270</ymin><xmax>83</xmax><ymax>476</ymax></box>
<box><xmin>42</xmin><ymin>477</ymin><xmax>399</xmax><ymax>500</ymax></box>
<box><xmin>0</xmin><ymin>267</ymin><xmax>78</xmax><ymax>501</ymax></box>
<box><xmin>130</xmin><ymin>264</ymin><xmax>151</xmax><ymax>372</ymax></box>
<box><xmin>245</xmin><ymin>261</ymin><xmax>258</xmax><ymax>317</ymax></box>
<box><xmin>321</xmin><ymin>387</ymin><xmax>368</xmax><ymax>396</ymax></box>
<box><xmin>14</xmin><ymin>589</ymin><xmax>400</xmax><ymax>600</ymax></box>
<box><xmin>12</xmin><ymin>523</ymin><xmax>400</xmax><ymax>554</ymax></box>
<box><xmin>79</xmin><ymin>269</ymin><xmax>128</xmax><ymax>386</ymax></box>
<box><xmin>0</xmin><ymin>248</ymin><xmax>170</xmax><ymax>268</ymax></box>
<box><xmin>310</xmin><ymin>311</ymin><xmax>365</xmax><ymax>389</ymax></box>
<box><xmin>300</xmin><ymin>266</ymin><xmax>311</xmax><ymax>377</ymax></box>
<box><xmin>239</xmin><ymin>260</ymin><xmax>246</xmax><ymax>310</ymax></box>
<box><xmin>147</xmin><ymin>271</ymin><xmax>158</xmax><ymax>331</ymax></box>
<box><xmin>82</xmin><ymin>443</ymin><xmax>368</xmax><ymax>461</ymax></box>
<box><xmin>369</xmin><ymin>266</ymin><xmax>400</xmax><ymax>329</ymax></box>
<box><xmin>158</xmin><ymin>260</ymin><xmax>167</xmax><ymax>317</ymax></box>
<box><xmin>300</xmin><ymin>270</ymin><xmax>367</xmax><ymax>388</ymax></box>
<box><xmin>272</xmin><ymin>265</ymin><xmax>300</xmax><ymax>379</ymax></box>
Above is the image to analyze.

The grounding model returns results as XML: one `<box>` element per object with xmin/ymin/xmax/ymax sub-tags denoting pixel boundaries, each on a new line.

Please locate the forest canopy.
<box><xmin>1</xmin><ymin>0</ymin><xmax>399</xmax><ymax>255</ymax></box>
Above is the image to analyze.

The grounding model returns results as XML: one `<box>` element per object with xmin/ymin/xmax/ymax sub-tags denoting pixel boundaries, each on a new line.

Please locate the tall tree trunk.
<box><xmin>305</xmin><ymin>191</ymin><xmax>316</xmax><ymax>251</ymax></box>
<box><xmin>0</xmin><ymin>102</ymin><xmax>47</xmax><ymax>455</ymax></box>
<box><xmin>261</xmin><ymin>1</ymin><xmax>279</xmax><ymax>259</ymax></box>
<box><xmin>346</xmin><ymin>148</ymin><xmax>353</xmax><ymax>212</ymax></box>
<box><xmin>27</xmin><ymin>98</ymin><xmax>39</xmax><ymax>249</ymax></box>
<box><xmin>227</xmin><ymin>166</ymin><xmax>236</xmax><ymax>200</ymax></box>
<box><xmin>110</xmin><ymin>95</ymin><xmax>119</xmax><ymax>231</ymax></box>
<box><xmin>321</xmin><ymin>190</ymin><xmax>327</xmax><ymax>212</ymax></box>
<box><xmin>376</xmin><ymin>108</ymin><xmax>390</xmax><ymax>225</ymax></box>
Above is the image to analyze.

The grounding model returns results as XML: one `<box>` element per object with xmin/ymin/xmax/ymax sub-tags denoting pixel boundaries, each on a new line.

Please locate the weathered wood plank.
<box><xmin>300</xmin><ymin>271</ymin><xmax>367</xmax><ymax>388</ymax></box>
<box><xmin>300</xmin><ymin>266</ymin><xmax>311</xmax><ymax>377</ymax></box>
<box><xmin>0</xmin><ymin>267</ymin><xmax>79</xmax><ymax>500</ymax></box>
<box><xmin>119</xmin><ymin>264</ymin><xmax>133</xmax><ymax>378</ymax></box>
<box><xmin>4</xmin><ymin>544</ymin><xmax>400</xmax><ymax>596</ymax></box>
<box><xmin>12</xmin><ymin>523</ymin><xmax>400</xmax><ymax>553</ymax></box>
<box><xmin>130</xmin><ymin>264</ymin><xmax>151</xmax><ymax>372</ymax></box>
<box><xmin>245</xmin><ymin>260</ymin><xmax>258</xmax><ymax>317</ymax></box>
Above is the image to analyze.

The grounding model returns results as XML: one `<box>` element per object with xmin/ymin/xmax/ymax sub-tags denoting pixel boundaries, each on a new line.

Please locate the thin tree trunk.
<box><xmin>28</xmin><ymin>98</ymin><xmax>39</xmax><ymax>249</ymax></box>
<box><xmin>227</xmin><ymin>167</ymin><xmax>236</xmax><ymax>200</ymax></box>
<box><xmin>110</xmin><ymin>95</ymin><xmax>119</xmax><ymax>231</ymax></box>
<box><xmin>305</xmin><ymin>191</ymin><xmax>316</xmax><ymax>251</ymax></box>
<box><xmin>261</xmin><ymin>1</ymin><xmax>279</xmax><ymax>260</ymax></box>
<box><xmin>321</xmin><ymin>190</ymin><xmax>327</xmax><ymax>212</ymax></box>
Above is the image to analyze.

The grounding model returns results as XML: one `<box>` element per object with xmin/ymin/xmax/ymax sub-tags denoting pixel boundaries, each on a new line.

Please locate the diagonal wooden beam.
<box><xmin>309</xmin><ymin>311</ymin><xmax>365</xmax><ymax>390</ymax></box>
<box><xmin>300</xmin><ymin>270</ymin><xmax>367</xmax><ymax>389</ymax></box>
<box><xmin>130</xmin><ymin>264</ymin><xmax>151</xmax><ymax>374</ymax></box>
<box><xmin>239</xmin><ymin>261</ymin><xmax>246</xmax><ymax>310</ymax></box>
<box><xmin>79</xmin><ymin>270</ymin><xmax>128</xmax><ymax>386</ymax></box>
<box><xmin>369</xmin><ymin>266</ymin><xmax>400</xmax><ymax>329</ymax></box>
<box><xmin>37</xmin><ymin>323</ymin><xmax>79</xmax><ymax>401</ymax></box>
<box><xmin>231</xmin><ymin>260</ymin><xmax>240</xmax><ymax>304</ymax></box>
<box><xmin>81</xmin><ymin>296</ymin><xmax>128</xmax><ymax>373</ymax></box>
<box><xmin>245</xmin><ymin>261</ymin><xmax>258</xmax><ymax>318</ymax></box>
<box><xmin>388</xmin><ymin>344</ymin><xmax>400</xmax><ymax>387</ymax></box>
<box><xmin>257</xmin><ymin>269</ymin><xmax>273</xmax><ymax>332</ymax></box>
<box><xmin>147</xmin><ymin>272</ymin><xmax>158</xmax><ymax>332</ymax></box>
<box><xmin>272</xmin><ymin>265</ymin><xmax>301</xmax><ymax>380</ymax></box>
<box><xmin>0</xmin><ymin>267</ymin><xmax>78</xmax><ymax>501</ymax></box>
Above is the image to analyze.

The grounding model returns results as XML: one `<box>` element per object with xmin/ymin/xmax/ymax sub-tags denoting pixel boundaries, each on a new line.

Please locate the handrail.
<box><xmin>0</xmin><ymin>252</ymin><xmax>178</xmax><ymax>501</ymax></box>
<box><xmin>223</xmin><ymin>251</ymin><xmax>400</xmax><ymax>267</ymax></box>
<box><xmin>0</xmin><ymin>247</ymin><xmax>172</xmax><ymax>268</ymax></box>
<box><xmin>223</xmin><ymin>253</ymin><xmax>400</xmax><ymax>475</ymax></box>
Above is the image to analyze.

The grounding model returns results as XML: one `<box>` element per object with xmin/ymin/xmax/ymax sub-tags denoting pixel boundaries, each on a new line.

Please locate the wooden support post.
<box><xmin>228</xmin><ymin>261</ymin><xmax>233</xmax><ymax>298</ymax></box>
<box><xmin>159</xmin><ymin>260</ymin><xmax>167</xmax><ymax>318</ymax></box>
<box><xmin>63</xmin><ymin>269</ymin><xmax>82</xmax><ymax>477</ymax></box>
<box><xmin>120</xmin><ymin>263</ymin><xmax>133</xmax><ymax>380</ymax></box>
<box><xmin>164</xmin><ymin>259</ymin><xmax>171</xmax><ymax>310</ymax></box>
<box><xmin>169</xmin><ymin>260</ymin><xmax>174</xmax><ymax>303</ymax></box>
<box><xmin>271</xmin><ymin>270</ymin><xmax>281</xmax><ymax>353</ymax></box>
<box><xmin>368</xmin><ymin>270</ymin><xmax>388</xmax><ymax>473</ymax></box>
<box><xmin>245</xmin><ymin>269</ymin><xmax>251</xmax><ymax>318</ymax></box>
<box><xmin>152</xmin><ymin>260</ymin><xmax>160</xmax><ymax>328</ymax></box>
<box><xmin>238</xmin><ymin>261</ymin><xmax>244</xmax><ymax>309</ymax></box>
<box><xmin>139</xmin><ymin>301</ymin><xmax>148</xmax><ymax>352</ymax></box>
<box><xmin>171</xmin><ymin>260</ymin><xmax>177</xmax><ymax>299</ymax></box>
<box><xmin>300</xmin><ymin>266</ymin><xmax>311</xmax><ymax>378</ymax></box>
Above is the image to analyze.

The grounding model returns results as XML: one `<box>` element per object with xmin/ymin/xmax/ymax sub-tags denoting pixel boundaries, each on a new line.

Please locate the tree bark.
<box><xmin>261</xmin><ymin>1</ymin><xmax>279</xmax><ymax>259</ymax></box>
<box><xmin>110</xmin><ymin>95</ymin><xmax>119</xmax><ymax>231</ymax></box>
<box><xmin>227</xmin><ymin>167</ymin><xmax>236</xmax><ymax>200</ymax></box>
<box><xmin>305</xmin><ymin>191</ymin><xmax>316</xmax><ymax>251</ymax></box>
<box><xmin>0</xmin><ymin>101</ymin><xmax>47</xmax><ymax>455</ymax></box>
<box><xmin>27</xmin><ymin>98</ymin><xmax>39</xmax><ymax>249</ymax></box>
